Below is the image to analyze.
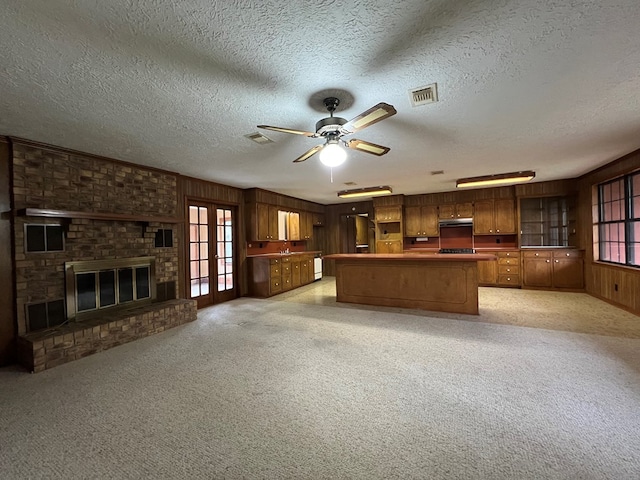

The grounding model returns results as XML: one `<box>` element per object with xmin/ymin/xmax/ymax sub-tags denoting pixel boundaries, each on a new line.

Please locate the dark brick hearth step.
<box><xmin>17</xmin><ymin>299</ymin><xmax>197</xmax><ymax>373</ymax></box>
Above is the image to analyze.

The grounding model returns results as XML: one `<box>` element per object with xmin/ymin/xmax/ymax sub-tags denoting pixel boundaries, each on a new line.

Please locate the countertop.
<box><xmin>246</xmin><ymin>251</ymin><xmax>322</xmax><ymax>259</ymax></box>
<box><xmin>324</xmin><ymin>253</ymin><xmax>497</xmax><ymax>261</ymax></box>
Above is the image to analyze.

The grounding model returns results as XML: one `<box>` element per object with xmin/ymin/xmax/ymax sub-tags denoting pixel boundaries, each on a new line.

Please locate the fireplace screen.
<box><xmin>65</xmin><ymin>257</ymin><xmax>155</xmax><ymax>319</ymax></box>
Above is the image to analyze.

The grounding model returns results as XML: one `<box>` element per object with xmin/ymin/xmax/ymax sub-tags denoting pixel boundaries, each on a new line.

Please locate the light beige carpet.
<box><xmin>1</xmin><ymin>279</ymin><xmax>639</xmax><ymax>479</ymax></box>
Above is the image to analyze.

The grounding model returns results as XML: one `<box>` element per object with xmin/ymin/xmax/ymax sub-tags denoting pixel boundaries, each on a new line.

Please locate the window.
<box><xmin>596</xmin><ymin>171</ymin><xmax>640</xmax><ymax>267</ymax></box>
<box><xmin>25</xmin><ymin>224</ymin><xmax>64</xmax><ymax>252</ymax></box>
<box><xmin>520</xmin><ymin>196</ymin><xmax>575</xmax><ymax>247</ymax></box>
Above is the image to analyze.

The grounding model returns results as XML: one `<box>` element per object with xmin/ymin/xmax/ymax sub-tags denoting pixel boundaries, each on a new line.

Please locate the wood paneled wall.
<box><xmin>245</xmin><ymin>188</ymin><xmax>325</xmax><ymax>213</ymax></box>
<box><xmin>177</xmin><ymin>175</ymin><xmax>247</xmax><ymax>295</ymax></box>
<box><xmin>323</xmin><ymin>201</ymin><xmax>374</xmax><ymax>276</ymax></box>
<box><xmin>576</xmin><ymin>148</ymin><xmax>640</xmax><ymax>314</ymax></box>
<box><xmin>0</xmin><ymin>138</ymin><xmax>15</xmax><ymax>365</ymax></box>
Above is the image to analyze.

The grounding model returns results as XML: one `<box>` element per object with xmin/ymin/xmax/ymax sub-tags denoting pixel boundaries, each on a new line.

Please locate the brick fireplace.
<box><xmin>11</xmin><ymin>141</ymin><xmax>197</xmax><ymax>372</ymax></box>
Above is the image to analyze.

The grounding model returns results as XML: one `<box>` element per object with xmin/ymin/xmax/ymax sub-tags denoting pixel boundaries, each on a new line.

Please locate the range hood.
<box><xmin>439</xmin><ymin>217</ymin><xmax>473</xmax><ymax>227</ymax></box>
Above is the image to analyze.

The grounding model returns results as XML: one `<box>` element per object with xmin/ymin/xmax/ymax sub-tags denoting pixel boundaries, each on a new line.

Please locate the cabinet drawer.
<box><xmin>270</xmin><ymin>276</ymin><xmax>282</xmax><ymax>293</ymax></box>
<box><xmin>498</xmin><ymin>274</ymin><xmax>521</xmax><ymax>286</ymax></box>
<box><xmin>282</xmin><ymin>264</ymin><xmax>291</xmax><ymax>274</ymax></box>
<box><xmin>523</xmin><ymin>251</ymin><xmax>551</xmax><ymax>258</ymax></box>
<box><xmin>281</xmin><ymin>256</ymin><xmax>291</xmax><ymax>263</ymax></box>
<box><xmin>498</xmin><ymin>265</ymin><xmax>520</xmax><ymax>275</ymax></box>
<box><xmin>498</xmin><ymin>257</ymin><xmax>519</xmax><ymax>265</ymax></box>
<box><xmin>269</xmin><ymin>258</ymin><xmax>281</xmax><ymax>265</ymax></box>
<box><xmin>497</xmin><ymin>251</ymin><xmax>519</xmax><ymax>259</ymax></box>
<box><xmin>270</xmin><ymin>264</ymin><xmax>281</xmax><ymax>276</ymax></box>
<box><xmin>553</xmin><ymin>250</ymin><xmax>583</xmax><ymax>258</ymax></box>
<box><xmin>281</xmin><ymin>275</ymin><xmax>292</xmax><ymax>289</ymax></box>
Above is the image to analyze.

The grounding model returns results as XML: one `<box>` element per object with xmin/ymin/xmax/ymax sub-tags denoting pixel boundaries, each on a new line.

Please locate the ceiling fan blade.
<box><xmin>342</xmin><ymin>102</ymin><xmax>397</xmax><ymax>133</ymax></box>
<box><xmin>257</xmin><ymin>125</ymin><xmax>317</xmax><ymax>137</ymax></box>
<box><xmin>293</xmin><ymin>145</ymin><xmax>323</xmax><ymax>163</ymax></box>
<box><xmin>347</xmin><ymin>139</ymin><xmax>391</xmax><ymax>156</ymax></box>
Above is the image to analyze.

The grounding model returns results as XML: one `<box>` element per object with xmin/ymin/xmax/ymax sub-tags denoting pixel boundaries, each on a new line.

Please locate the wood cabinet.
<box><xmin>252</xmin><ymin>203</ymin><xmax>279</xmax><ymax>240</ymax></box>
<box><xmin>522</xmin><ymin>249</ymin><xmax>583</xmax><ymax>289</ymax></box>
<box><xmin>376</xmin><ymin>206</ymin><xmax>402</xmax><ymax>222</ymax></box>
<box><xmin>248</xmin><ymin>254</ymin><xmax>316</xmax><ymax>297</ymax></box>
<box><xmin>404</xmin><ymin>205</ymin><xmax>439</xmax><ymax>237</ymax></box>
<box><xmin>375</xmin><ymin>205</ymin><xmax>403</xmax><ymax>253</ymax></box>
<box><xmin>300</xmin><ymin>211</ymin><xmax>313</xmax><ymax>240</ymax></box>
<box><xmin>376</xmin><ymin>240</ymin><xmax>403</xmax><ymax>253</ymax></box>
<box><xmin>288</xmin><ymin>212</ymin><xmax>301</xmax><ymax>240</ymax></box>
<box><xmin>477</xmin><ymin>250</ymin><xmax>520</xmax><ymax>287</ymax></box>
<box><xmin>473</xmin><ymin>199</ymin><xmax>516</xmax><ymax>235</ymax></box>
<box><xmin>438</xmin><ymin>202</ymin><xmax>473</xmax><ymax>219</ymax></box>
<box><xmin>312</xmin><ymin>213</ymin><xmax>325</xmax><ymax>226</ymax></box>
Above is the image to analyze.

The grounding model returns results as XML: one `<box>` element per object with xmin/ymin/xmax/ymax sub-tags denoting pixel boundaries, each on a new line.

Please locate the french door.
<box><xmin>188</xmin><ymin>202</ymin><xmax>237</xmax><ymax>308</ymax></box>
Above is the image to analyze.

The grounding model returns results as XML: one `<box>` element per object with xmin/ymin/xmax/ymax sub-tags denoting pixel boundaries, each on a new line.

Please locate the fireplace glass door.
<box><xmin>189</xmin><ymin>203</ymin><xmax>237</xmax><ymax>307</ymax></box>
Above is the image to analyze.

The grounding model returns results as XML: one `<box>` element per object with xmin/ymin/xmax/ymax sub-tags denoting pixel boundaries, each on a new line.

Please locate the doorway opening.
<box><xmin>340</xmin><ymin>213</ymin><xmax>375</xmax><ymax>254</ymax></box>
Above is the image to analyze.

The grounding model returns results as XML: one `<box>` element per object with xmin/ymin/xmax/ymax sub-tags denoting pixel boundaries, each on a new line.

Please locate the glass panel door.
<box><xmin>188</xmin><ymin>203</ymin><xmax>237</xmax><ymax>307</ymax></box>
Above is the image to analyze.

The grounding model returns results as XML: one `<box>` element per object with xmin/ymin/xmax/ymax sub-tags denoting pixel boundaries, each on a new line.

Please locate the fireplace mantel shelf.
<box><xmin>16</xmin><ymin>208</ymin><xmax>182</xmax><ymax>224</ymax></box>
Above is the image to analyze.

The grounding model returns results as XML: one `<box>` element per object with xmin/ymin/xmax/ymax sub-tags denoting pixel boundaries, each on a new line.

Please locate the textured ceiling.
<box><xmin>1</xmin><ymin>0</ymin><xmax>639</xmax><ymax>204</ymax></box>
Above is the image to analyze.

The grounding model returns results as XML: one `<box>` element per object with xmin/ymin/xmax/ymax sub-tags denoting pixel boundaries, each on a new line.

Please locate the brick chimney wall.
<box><xmin>12</xmin><ymin>143</ymin><xmax>180</xmax><ymax>335</ymax></box>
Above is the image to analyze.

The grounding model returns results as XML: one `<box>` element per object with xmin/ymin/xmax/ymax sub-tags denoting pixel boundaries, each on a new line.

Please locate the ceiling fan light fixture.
<box><xmin>456</xmin><ymin>170</ymin><xmax>535</xmax><ymax>188</ymax></box>
<box><xmin>319</xmin><ymin>141</ymin><xmax>347</xmax><ymax>167</ymax></box>
<box><xmin>337</xmin><ymin>186</ymin><xmax>393</xmax><ymax>199</ymax></box>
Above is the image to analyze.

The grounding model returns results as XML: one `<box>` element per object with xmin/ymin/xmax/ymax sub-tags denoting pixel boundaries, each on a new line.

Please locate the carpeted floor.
<box><xmin>1</xmin><ymin>279</ymin><xmax>639</xmax><ymax>479</ymax></box>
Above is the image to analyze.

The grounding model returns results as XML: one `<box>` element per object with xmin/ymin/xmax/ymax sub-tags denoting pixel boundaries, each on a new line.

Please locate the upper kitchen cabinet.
<box><xmin>312</xmin><ymin>212</ymin><xmax>325</xmax><ymax>227</ymax></box>
<box><xmin>438</xmin><ymin>202</ymin><xmax>473</xmax><ymax>219</ymax></box>
<box><xmin>250</xmin><ymin>203</ymin><xmax>280</xmax><ymax>240</ymax></box>
<box><xmin>299</xmin><ymin>211</ymin><xmax>313</xmax><ymax>240</ymax></box>
<box><xmin>404</xmin><ymin>205</ymin><xmax>439</xmax><ymax>237</ymax></box>
<box><xmin>473</xmin><ymin>199</ymin><xmax>516</xmax><ymax>235</ymax></box>
<box><xmin>519</xmin><ymin>195</ymin><xmax>577</xmax><ymax>247</ymax></box>
<box><xmin>375</xmin><ymin>205</ymin><xmax>402</xmax><ymax>222</ymax></box>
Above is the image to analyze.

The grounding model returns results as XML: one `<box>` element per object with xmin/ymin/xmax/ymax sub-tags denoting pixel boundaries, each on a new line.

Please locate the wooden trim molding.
<box><xmin>16</xmin><ymin>208</ymin><xmax>182</xmax><ymax>224</ymax></box>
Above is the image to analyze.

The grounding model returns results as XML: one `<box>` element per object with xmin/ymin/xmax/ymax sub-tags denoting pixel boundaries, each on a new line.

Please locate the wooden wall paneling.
<box><xmin>0</xmin><ymin>138</ymin><xmax>15</xmax><ymax>365</ymax></box>
<box><xmin>576</xmin><ymin>148</ymin><xmax>640</xmax><ymax>315</ymax></box>
<box><xmin>324</xmin><ymin>201</ymin><xmax>374</xmax><ymax>276</ymax></box>
<box><xmin>177</xmin><ymin>175</ymin><xmax>248</xmax><ymax>297</ymax></box>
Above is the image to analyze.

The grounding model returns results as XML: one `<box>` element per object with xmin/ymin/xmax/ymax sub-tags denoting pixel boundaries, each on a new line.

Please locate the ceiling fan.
<box><xmin>257</xmin><ymin>97</ymin><xmax>397</xmax><ymax>166</ymax></box>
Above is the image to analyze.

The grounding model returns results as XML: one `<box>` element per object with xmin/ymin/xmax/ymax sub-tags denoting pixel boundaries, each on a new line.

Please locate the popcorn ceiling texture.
<box><xmin>1</xmin><ymin>1</ymin><xmax>640</xmax><ymax>203</ymax></box>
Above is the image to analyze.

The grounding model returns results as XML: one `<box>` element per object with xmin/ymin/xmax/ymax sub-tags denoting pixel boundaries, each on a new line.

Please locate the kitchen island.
<box><xmin>324</xmin><ymin>253</ymin><xmax>496</xmax><ymax>315</ymax></box>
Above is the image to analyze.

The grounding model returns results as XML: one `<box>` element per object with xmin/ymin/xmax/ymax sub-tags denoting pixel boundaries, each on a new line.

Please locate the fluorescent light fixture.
<box><xmin>456</xmin><ymin>171</ymin><xmax>535</xmax><ymax>188</ymax></box>
<box><xmin>319</xmin><ymin>140</ymin><xmax>347</xmax><ymax>167</ymax></box>
<box><xmin>337</xmin><ymin>186</ymin><xmax>392</xmax><ymax>199</ymax></box>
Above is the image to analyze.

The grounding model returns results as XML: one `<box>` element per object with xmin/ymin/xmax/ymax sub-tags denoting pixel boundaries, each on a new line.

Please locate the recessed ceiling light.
<box><xmin>244</xmin><ymin>132</ymin><xmax>274</xmax><ymax>144</ymax></box>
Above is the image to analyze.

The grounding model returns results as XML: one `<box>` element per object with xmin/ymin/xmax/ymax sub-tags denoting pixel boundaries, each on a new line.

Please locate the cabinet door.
<box><xmin>301</xmin><ymin>211</ymin><xmax>313</xmax><ymax>240</ymax></box>
<box><xmin>376</xmin><ymin>206</ymin><xmax>402</xmax><ymax>222</ymax></box>
<box><xmin>255</xmin><ymin>203</ymin><xmax>271</xmax><ymax>240</ymax></box>
<box><xmin>300</xmin><ymin>258</ymin><xmax>310</xmax><ymax>284</ymax></box>
<box><xmin>268</xmin><ymin>205</ymin><xmax>279</xmax><ymax>240</ymax></box>
<box><xmin>422</xmin><ymin>205</ymin><xmax>439</xmax><ymax>236</ymax></box>
<box><xmin>456</xmin><ymin>202</ymin><xmax>474</xmax><ymax>218</ymax></box>
<box><xmin>494</xmin><ymin>199</ymin><xmax>516</xmax><ymax>234</ymax></box>
<box><xmin>312</xmin><ymin>213</ymin><xmax>325</xmax><ymax>226</ymax></box>
<box><xmin>473</xmin><ymin>200</ymin><xmax>494</xmax><ymax>234</ymax></box>
<box><xmin>292</xmin><ymin>258</ymin><xmax>301</xmax><ymax>287</ymax></box>
<box><xmin>404</xmin><ymin>206</ymin><xmax>422</xmax><ymax>236</ymax></box>
<box><xmin>477</xmin><ymin>254</ymin><xmax>498</xmax><ymax>285</ymax></box>
<box><xmin>376</xmin><ymin>240</ymin><xmax>403</xmax><ymax>253</ymax></box>
<box><xmin>522</xmin><ymin>257</ymin><xmax>552</xmax><ymax>287</ymax></box>
<box><xmin>552</xmin><ymin>251</ymin><xmax>583</xmax><ymax>289</ymax></box>
<box><xmin>438</xmin><ymin>204</ymin><xmax>455</xmax><ymax>219</ymax></box>
<box><xmin>288</xmin><ymin>212</ymin><xmax>301</xmax><ymax>240</ymax></box>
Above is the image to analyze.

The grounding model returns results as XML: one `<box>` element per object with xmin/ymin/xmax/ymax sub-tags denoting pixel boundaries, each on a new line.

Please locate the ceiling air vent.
<box><xmin>409</xmin><ymin>83</ymin><xmax>438</xmax><ymax>107</ymax></box>
<box><xmin>431</xmin><ymin>170</ymin><xmax>444</xmax><ymax>175</ymax></box>
<box><xmin>244</xmin><ymin>132</ymin><xmax>274</xmax><ymax>144</ymax></box>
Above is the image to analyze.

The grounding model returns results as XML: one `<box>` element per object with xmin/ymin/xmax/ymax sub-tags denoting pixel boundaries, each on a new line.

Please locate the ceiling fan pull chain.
<box><xmin>330</xmin><ymin>167</ymin><xmax>334</xmax><ymax>183</ymax></box>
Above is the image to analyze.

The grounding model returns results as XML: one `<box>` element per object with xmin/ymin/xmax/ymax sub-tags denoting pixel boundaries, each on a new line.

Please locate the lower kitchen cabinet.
<box><xmin>522</xmin><ymin>249</ymin><xmax>584</xmax><ymax>289</ymax></box>
<box><xmin>376</xmin><ymin>240</ymin><xmax>403</xmax><ymax>253</ymax></box>
<box><xmin>248</xmin><ymin>254</ymin><xmax>316</xmax><ymax>297</ymax></box>
<box><xmin>478</xmin><ymin>250</ymin><xmax>520</xmax><ymax>287</ymax></box>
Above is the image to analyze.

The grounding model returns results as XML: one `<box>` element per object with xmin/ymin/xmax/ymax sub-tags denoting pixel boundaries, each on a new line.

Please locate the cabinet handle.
<box><xmin>496</xmin><ymin>229</ymin><xmax>500</xmax><ymax>233</ymax></box>
<box><xmin>555</xmin><ymin>260</ymin><xmax>559</xmax><ymax>263</ymax></box>
<box><xmin>507</xmin><ymin>268</ymin><xmax>510</xmax><ymax>272</ymax></box>
<box><xmin>507</xmin><ymin>278</ymin><xmax>511</xmax><ymax>281</ymax></box>
<box><xmin>566</xmin><ymin>253</ymin><xmax>570</xmax><ymax>256</ymax></box>
<box><xmin>489</xmin><ymin>229</ymin><xmax>493</xmax><ymax>233</ymax></box>
<box><xmin>535</xmin><ymin>253</ymin><xmax>539</xmax><ymax>256</ymax></box>
<box><xmin>546</xmin><ymin>260</ymin><xmax>550</xmax><ymax>263</ymax></box>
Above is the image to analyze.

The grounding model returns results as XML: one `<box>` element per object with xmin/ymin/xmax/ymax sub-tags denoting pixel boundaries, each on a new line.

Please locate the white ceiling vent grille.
<box><xmin>409</xmin><ymin>83</ymin><xmax>438</xmax><ymax>107</ymax></box>
<box><xmin>244</xmin><ymin>132</ymin><xmax>274</xmax><ymax>144</ymax></box>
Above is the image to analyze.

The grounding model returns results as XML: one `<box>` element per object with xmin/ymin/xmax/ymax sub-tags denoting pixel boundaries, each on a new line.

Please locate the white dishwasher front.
<box><xmin>313</xmin><ymin>257</ymin><xmax>322</xmax><ymax>280</ymax></box>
